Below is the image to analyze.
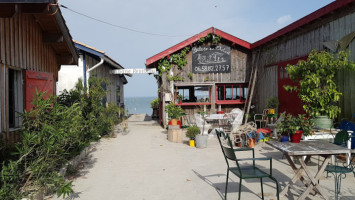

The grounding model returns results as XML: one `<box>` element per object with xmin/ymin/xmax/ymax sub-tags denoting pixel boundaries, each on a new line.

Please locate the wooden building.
<box><xmin>252</xmin><ymin>0</ymin><xmax>355</xmax><ymax>120</ymax></box>
<box><xmin>146</xmin><ymin>0</ymin><xmax>355</xmax><ymax>127</ymax></box>
<box><xmin>0</xmin><ymin>1</ymin><xmax>78</xmax><ymax>142</ymax></box>
<box><xmin>146</xmin><ymin>28</ymin><xmax>252</xmax><ymax>127</ymax></box>
<box><xmin>58</xmin><ymin>41</ymin><xmax>128</xmax><ymax>108</ymax></box>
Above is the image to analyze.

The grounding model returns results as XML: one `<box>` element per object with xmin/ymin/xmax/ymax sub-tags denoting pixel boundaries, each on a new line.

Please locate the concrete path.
<box><xmin>51</xmin><ymin>114</ymin><xmax>355</xmax><ymax>200</ymax></box>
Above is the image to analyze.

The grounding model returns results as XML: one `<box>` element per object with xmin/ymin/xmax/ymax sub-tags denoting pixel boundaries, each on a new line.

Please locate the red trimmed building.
<box><xmin>147</xmin><ymin>0</ymin><xmax>355</xmax><ymax>127</ymax></box>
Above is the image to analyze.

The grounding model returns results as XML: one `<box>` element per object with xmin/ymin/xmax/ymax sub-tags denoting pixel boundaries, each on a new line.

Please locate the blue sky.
<box><xmin>60</xmin><ymin>0</ymin><xmax>334</xmax><ymax>97</ymax></box>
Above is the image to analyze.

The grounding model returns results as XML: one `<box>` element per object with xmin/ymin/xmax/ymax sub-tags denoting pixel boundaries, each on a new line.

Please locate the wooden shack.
<box><xmin>147</xmin><ymin>0</ymin><xmax>355</xmax><ymax>127</ymax></box>
<box><xmin>146</xmin><ymin>28</ymin><xmax>252</xmax><ymax>127</ymax></box>
<box><xmin>0</xmin><ymin>1</ymin><xmax>78</xmax><ymax>142</ymax></box>
<box><xmin>252</xmin><ymin>0</ymin><xmax>355</xmax><ymax>120</ymax></box>
<box><xmin>58</xmin><ymin>41</ymin><xmax>128</xmax><ymax>108</ymax></box>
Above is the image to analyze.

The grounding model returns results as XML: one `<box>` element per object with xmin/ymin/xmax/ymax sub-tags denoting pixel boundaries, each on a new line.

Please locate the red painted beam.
<box><xmin>145</xmin><ymin>27</ymin><xmax>252</xmax><ymax>67</ymax></box>
<box><xmin>251</xmin><ymin>0</ymin><xmax>355</xmax><ymax>48</ymax></box>
<box><xmin>146</xmin><ymin>27</ymin><xmax>213</xmax><ymax>67</ymax></box>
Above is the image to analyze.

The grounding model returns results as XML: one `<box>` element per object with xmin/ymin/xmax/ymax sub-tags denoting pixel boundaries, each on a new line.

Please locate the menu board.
<box><xmin>192</xmin><ymin>45</ymin><xmax>231</xmax><ymax>73</ymax></box>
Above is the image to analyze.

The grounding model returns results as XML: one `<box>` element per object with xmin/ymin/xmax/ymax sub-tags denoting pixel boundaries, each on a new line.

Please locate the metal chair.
<box><xmin>324</xmin><ymin>130</ymin><xmax>355</xmax><ymax>200</ymax></box>
<box><xmin>254</xmin><ymin>109</ymin><xmax>269</xmax><ymax>128</ymax></box>
<box><xmin>215</xmin><ymin>129</ymin><xmax>279</xmax><ymax>200</ymax></box>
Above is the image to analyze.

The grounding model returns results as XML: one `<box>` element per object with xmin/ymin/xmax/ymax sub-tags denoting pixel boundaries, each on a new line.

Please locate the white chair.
<box><xmin>194</xmin><ymin>113</ymin><xmax>211</xmax><ymax>135</ymax></box>
<box><xmin>229</xmin><ymin>108</ymin><xmax>244</xmax><ymax>133</ymax></box>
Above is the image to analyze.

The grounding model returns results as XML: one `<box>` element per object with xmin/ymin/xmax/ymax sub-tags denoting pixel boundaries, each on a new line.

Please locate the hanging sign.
<box><xmin>192</xmin><ymin>45</ymin><xmax>231</xmax><ymax>73</ymax></box>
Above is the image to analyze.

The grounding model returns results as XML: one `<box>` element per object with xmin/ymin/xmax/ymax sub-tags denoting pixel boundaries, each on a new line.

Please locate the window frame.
<box><xmin>174</xmin><ymin>85</ymin><xmax>212</xmax><ymax>106</ymax></box>
<box><xmin>215</xmin><ymin>83</ymin><xmax>248</xmax><ymax>105</ymax></box>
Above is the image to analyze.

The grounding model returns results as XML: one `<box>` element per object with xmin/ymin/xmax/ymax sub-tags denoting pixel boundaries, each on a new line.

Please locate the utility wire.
<box><xmin>60</xmin><ymin>4</ymin><xmax>191</xmax><ymax>38</ymax></box>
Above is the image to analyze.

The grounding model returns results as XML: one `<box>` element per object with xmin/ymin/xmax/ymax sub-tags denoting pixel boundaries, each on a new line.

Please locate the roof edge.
<box><xmin>145</xmin><ymin>27</ymin><xmax>251</xmax><ymax>67</ymax></box>
<box><xmin>251</xmin><ymin>0</ymin><xmax>355</xmax><ymax>48</ymax></box>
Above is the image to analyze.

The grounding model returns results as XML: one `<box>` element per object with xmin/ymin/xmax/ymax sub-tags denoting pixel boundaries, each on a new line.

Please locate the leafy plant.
<box><xmin>277</xmin><ymin>113</ymin><xmax>314</xmax><ymax>136</ymax></box>
<box><xmin>284</xmin><ymin>50</ymin><xmax>355</xmax><ymax>119</ymax></box>
<box><xmin>186</xmin><ymin>125</ymin><xmax>200</xmax><ymax>140</ymax></box>
<box><xmin>0</xmin><ymin>78</ymin><xmax>125</xmax><ymax>200</ymax></box>
<box><xmin>266</xmin><ymin>97</ymin><xmax>279</xmax><ymax>109</ymax></box>
<box><xmin>150</xmin><ymin>98</ymin><xmax>160</xmax><ymax>108</ymax></box>
<box><xmin>188</xmin><ymin>72</ymin><xmax>193</xmax><ymax>80</ymax></box>
<box><xmin>165</xmin><ymin>102</ymin><xmax>184</xmax><ymax>120</ymax></box>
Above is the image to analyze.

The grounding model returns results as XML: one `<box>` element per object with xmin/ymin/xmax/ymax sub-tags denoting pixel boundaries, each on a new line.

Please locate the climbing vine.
<box><xmin>157</xmin><ymin>33</ymin><xmax>222</xmax><ymax>80</ymax></box>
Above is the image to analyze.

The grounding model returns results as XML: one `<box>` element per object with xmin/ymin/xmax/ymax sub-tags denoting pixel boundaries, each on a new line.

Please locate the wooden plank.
<box><xmin>5</xmin><ymin>18</ymin><xmax>10</xmax><ymax>66</ymax></box>
<box><xmin>18</xmin><ymin>14</ymin><xmax>22</xmax><ymax>68</ymax></box>
<box><xmin>0</xmin><ymin>19</ymin><xmax>5</xmax><ymax>64</ymax></box>
<box><xmin>14</xmin><ymin>14</ymin><xmax>18</xmax><ymax>68</ymax></box>
<box><xmin>10</xmin><ymin>17</ymin><xmax>14</xmax><ymax>67</ymax></box>
<box><xmin>4</xmin><ymin>66</ymin><xmax>8</xmax><ymax>140</ymax></box>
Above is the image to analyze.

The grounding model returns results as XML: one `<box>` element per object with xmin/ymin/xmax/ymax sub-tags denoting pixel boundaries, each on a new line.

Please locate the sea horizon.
<box><xmin>124</xmin><ymin>96</ymin><xmax>157</xmax><ymax>115</ymax></box>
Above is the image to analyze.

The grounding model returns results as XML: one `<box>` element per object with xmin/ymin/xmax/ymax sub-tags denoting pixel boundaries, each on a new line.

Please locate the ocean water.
<box><xmin>124</xmin><ymin>96</ymin><xmax>156</xmax><ymax>115</ymax></box>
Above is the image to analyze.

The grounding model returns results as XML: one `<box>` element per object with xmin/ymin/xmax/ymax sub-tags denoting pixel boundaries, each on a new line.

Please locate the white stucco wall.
<box><xmin>57</xmin><ymin>55</ymin><xmax>84</xmax><ymax>95</ymax></box>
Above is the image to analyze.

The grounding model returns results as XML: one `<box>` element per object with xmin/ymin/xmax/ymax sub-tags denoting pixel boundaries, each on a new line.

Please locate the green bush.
<box><xmin>186</xmin><ymin>126</ymin><xmax>200</xmax><ymax>140</ymax></box>
<box><xmin>0</xmin><ymin>78</ymin><xmax>126</xmax><ymax>199</ymax></box>
<box><xmin>165</xmin><ymin>102</ymin><xmax>184</xmax><ymax>120</ymax></box>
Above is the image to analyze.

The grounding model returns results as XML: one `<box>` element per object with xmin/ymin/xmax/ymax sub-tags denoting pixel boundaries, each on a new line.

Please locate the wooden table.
<box><xmin>266</xmin><ymin>140</ymin><xmax>351</xmax><ymax>200</ymax></box>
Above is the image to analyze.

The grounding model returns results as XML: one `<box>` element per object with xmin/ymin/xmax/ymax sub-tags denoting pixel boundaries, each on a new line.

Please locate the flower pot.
<box><xmin>195</xmin><ymin>134</ymin><xmax>208</xmax><ymax>148</ymax></box>
<box><xmin>313</xmin><ymin>116</ymin><xmax>333</xmax><ymax>129</ymax></box>
<box><xmin>179</xmin><ymin>101</ymin><xmax>182</xmax><ymax>104</ymax></box>
<box><xmin>291</xmin><ymin>130</ymin><xmax>303</xmax><ymax>143</ymax></box>
<box><xmin>189</xmin><ymin>140</ymin><xmax>195</xmax><ymax>147</ymax></box>
<box><xmin>170</xmin><ymin>119</ymin><xmax>178</xmax><ymax>126</ymax></box>
<box><xmin>280</xmin><ymin>135</ymin><xmax>289</xmax><ymax>142</ymax></box>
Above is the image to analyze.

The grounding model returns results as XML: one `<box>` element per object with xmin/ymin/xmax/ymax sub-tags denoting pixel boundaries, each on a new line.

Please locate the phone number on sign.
<box><xmin>194</xmin><ymin>65</ymin><xmax>230</xmax><ymax>73</ymax></box>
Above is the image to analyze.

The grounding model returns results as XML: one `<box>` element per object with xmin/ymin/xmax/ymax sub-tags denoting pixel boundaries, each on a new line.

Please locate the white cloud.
<box><xmin>277</xmin><ymin>15</ymin><xmax>292</xmax><ymax>25</ymax></box>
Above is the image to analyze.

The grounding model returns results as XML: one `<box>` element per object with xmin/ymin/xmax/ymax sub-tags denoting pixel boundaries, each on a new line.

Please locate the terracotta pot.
<box><xmin>290</xmin><ymin>130</ymin><xmax>303</xmax><ymax>143</ymax></box>
<box><xmin>171</xmin><ymin>119</ymin><xmax>178</xmax><ymax>126</ymax></box>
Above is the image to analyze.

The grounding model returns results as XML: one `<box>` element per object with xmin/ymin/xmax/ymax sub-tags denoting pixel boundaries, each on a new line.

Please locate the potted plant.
<box><xmin>277</xmin><ymin>113</ymin><xmax>314</xmax><ymax>143</ymax></box>
<box><xmin>186</xmin><ymin>125</ymin><xmax>200</xmax><ymax>147</ymax></box>
<box><xmin>177</xmin><ymin>94</ymin><xmax>183</xmax><ymax>104</ymax></box>
<box><xmin>165</xmin><ymin>102</ymin><xmax>184</xmax><ymax>126</ymax></box>
<box><xmin>285</xmin><ymin>50</ymin><xmax>355</xmax><ymax>129</ymax></box>
<box><xmin>150</xmin><ymin>98</ymin><xmax>160</xmax><ymax>119</ymax></box>
<box><xmin>266</xmin><ymin>96</ymin><xmax>279</xmax><ymax>116</ymax></box>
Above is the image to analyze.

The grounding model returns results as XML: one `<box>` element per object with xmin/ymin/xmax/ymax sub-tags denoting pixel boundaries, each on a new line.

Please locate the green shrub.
<box><xmin>186</xmin><ymin>126</ymin><xmax>200</xmax><ymax>140</ymax></box>
<box><xmin>0</xmin><ymin>78</ymin><xmax>126</xmax><ymax>199</ymax></box>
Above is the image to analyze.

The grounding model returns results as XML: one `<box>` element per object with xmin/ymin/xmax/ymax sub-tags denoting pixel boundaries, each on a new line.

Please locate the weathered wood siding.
<box><xmin>253</xmin><ymin>9</ymin><xmax>355</xmax><ymax>120</ymax></box>
<box><xmin>0</xmin><ymin>13</ymin><xmax>59</xmax><ymax>141</ymax></box>
<box><xmin>171</xmin><ymin>43</ymin><xmax>250</xmax><ymax>83</ymax></box>
<box><xmin>86</xmin><ymin>55</ymin><xmax>125</xmax><ymax>107</ymax></box>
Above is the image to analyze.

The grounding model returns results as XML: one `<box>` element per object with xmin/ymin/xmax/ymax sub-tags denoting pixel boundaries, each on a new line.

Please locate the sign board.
<box><xmin>110</xmin><ymin>68</ymin><xmax>156</xmax><ymax>74</ymax></box>
<box><xmin>192</xmin><ymin>45</ymin><xmax>231</xmax><ymax>73</ymax></box>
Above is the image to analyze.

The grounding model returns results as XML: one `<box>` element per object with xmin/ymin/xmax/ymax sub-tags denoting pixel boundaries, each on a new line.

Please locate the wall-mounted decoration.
<box><xmin>192</xmin><ymin>45</ymin><xmax>231</xmax><ymax>74</ymax></box>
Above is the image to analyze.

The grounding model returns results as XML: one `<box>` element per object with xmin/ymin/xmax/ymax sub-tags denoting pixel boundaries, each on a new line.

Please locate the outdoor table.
<box><xmin>266</xmin><ymin>140</ymin><xmax>351</xmax><ymax>200</ymax></box>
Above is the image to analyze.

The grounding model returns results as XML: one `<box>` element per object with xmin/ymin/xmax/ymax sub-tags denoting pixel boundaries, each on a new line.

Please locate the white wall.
<box><xmin>57</xmin><ymin>55</ymin><xmax>84</xmax><ymax>95</ymax></box>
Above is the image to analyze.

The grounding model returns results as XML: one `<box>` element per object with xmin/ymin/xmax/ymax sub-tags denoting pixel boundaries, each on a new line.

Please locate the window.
<box><xmin>216</xmin><ymin>83</ymin><xmax>248</xmax><ymax>103</ymax></box>
<box><xmin>175</xmin><ymin>85</ymin><xmax>211</xmax><ymax>104</ymax></box>
<box><xmin>8</xmin><ymin>69</ymin><xmax>23</xmax><ymax>129</ymax></box>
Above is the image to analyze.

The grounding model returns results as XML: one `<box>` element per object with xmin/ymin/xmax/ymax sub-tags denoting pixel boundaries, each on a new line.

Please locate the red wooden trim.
<box><xmin>214</xmin><ymin>29</ymin><xmax>251</xmax><ymax>49</ymax></box>
<box><xmin>252</xmin><ymin>0</ymin><xmax>355</xmax><ymax>48</ymax></box>
<box><xmin>264</xmin><ymin>54</ymin><xmax>309</xmax><ymax>68</ymax></box>
<box><xmin>175</xmin><ymin>102</ymin><xmax>212</xmax><ymax>106</ymax></box>
<box><xmin>216</xmin><ymin>101</ymin><xmax>245</xmax><ymax>105</ymax></box>
<box><xmin>146</xmin><ymin>27</ymin><xmax>252</xmax><ymax>67</ymax></box>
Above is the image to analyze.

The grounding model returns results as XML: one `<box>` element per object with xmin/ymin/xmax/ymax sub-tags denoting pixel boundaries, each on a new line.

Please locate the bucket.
<box><xmin>313</xmin><ymin>116</ymin><xmax>333</xmax><ymax>129</ymax></box>
<box><xmin>195</xmin><ymin>135</ymin><xmax>208</xmax><ymax>148</ymax></box>
<box><xmin>189</xmin><ymin>140</ymin><xmax>195</xmax><ymax>147</ymax></box>
<box><xmin>217</xmin><ymin>111</ymin><xmax>225</xmax><ymax>114</ymax></box>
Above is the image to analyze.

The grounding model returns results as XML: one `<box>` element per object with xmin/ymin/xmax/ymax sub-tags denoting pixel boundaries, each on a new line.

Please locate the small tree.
<box><xmin>284</xmin><ymin>50</ymin><xmax>355</xmax><ymax>119</ymax></box>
